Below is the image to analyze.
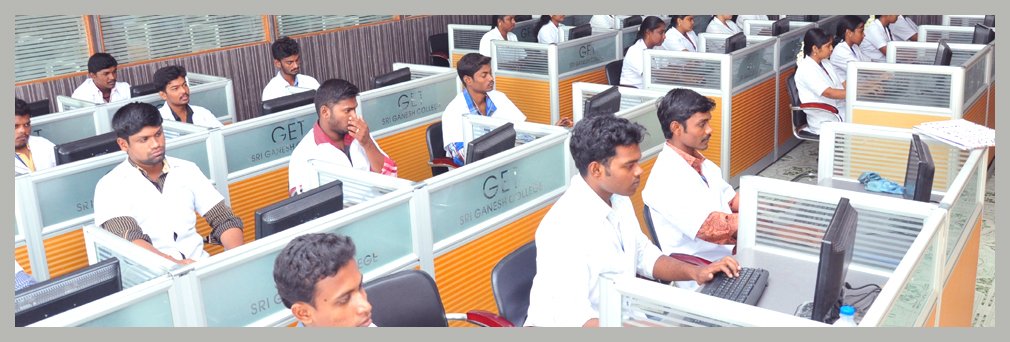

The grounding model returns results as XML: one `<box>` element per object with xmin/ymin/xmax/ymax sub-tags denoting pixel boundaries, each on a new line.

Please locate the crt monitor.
<box><xmin>972</xmin><ymin>24</ymin><xmax>995</xmax><ymax>44</ymax></box>
<box><xmin>27</xmin><ymin>99</ymin><xmax>51</xmax><ymax>117</ymax></box>
<box><xmin>15</xmin><ymin>257</ymin><xmax>122</xmax><ymax>327</ymax></box>
<box><xmin>810</xmin><ymin>197</ymin><xmax>859</xmax><ymax>324</ymax></box>
<box><xmin>261</xmin><ymin>89</ymin><xmax>317</xmax><ymax>117</ymax></box>
<box><xmin>903</xmin><ymin>134</ymin><xmax>935</xmax><ymax>203</ymax></box>
<box><xmin>934</xmin><ymin>39</ymin><xmax>953</xmax><ymax>66</ymax></box>
<box><xmin>465</xmin><ymin>122</ymin><xmax>516</xmax><ymax>164</ymax></box>
<box><xmin>584</xmin><ymin>86</ymin><xmax>622</xmax><ymax>118</ymax></box>
<box><xmin>55</xmin><ymin>132</ymin><xmax>121</xmax><ymax>166</ymax></box>
<box><xmin>622</xmin><ymin>16</ymin><xmax>643</xmax><ymax>28</ymax></box>
<box><xmin>568</xmin><ymin>24</ymin><xmax>593</xmax><ymax>40</ymax></box>
<box><xmin>255</xmin><ymin>179</ymin><xmax>344</xmax><ymax>239</ymax></box>
<box><xmin>131</xmin><ymin>83</ymin><xmax>159</xmax><ymax>98</ymax></box>
<box><xmin>983</xmin><ymin>15</ymin><xmax>995</xmax><ymax>27</ymax></box>
<box><xmin>771</xmin><ymin>18</ymin><xmax>791</xmax><ymax>36</ymax></box>
<box><xmin>724</xmin><ymin>32</ymin><xmax>747</xmax><ymax>53</ymax></box>
<box><xmin>372</xmin><ymin>67</ymin><xmax>412</xmax><ymax>89</ymax></box>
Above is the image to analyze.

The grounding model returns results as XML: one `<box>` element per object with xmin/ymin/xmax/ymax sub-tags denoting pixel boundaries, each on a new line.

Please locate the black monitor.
<box><xmin>584</xmin><ymin>86</ymin><xmax>622</xmax><ymax>118</ymax></box>
<box><xmin>515</xmin><ymin>15</ymin><xmax>533</xmax><ymax>23</ymax></box>
<box><xmin>372</xmin><ymin>67</ymin><xmax>412</xmax><ymax>89</ymax></box>
<box><xmin>27</xmin><ymin>99</ymin><xmax>51</xmax><ymax>117</ymax></box>
<box><xmin>568</xmin><ymin>24</ymin><xmax>593</xmax><ymax>41</ymax></box>
<box><xmin>983</xmin><ymin>15</ymin><xmax>995</xmax><ymax>27</ymax></box>
<box><xmin>54</xmin><ymin>132</ymin><xmax>120</xmax><ymax>166</ymax></box>
<box><xmin>804</xmin><ymin>15</ymin><xmax>820</xmax><ymax>22</ymax></box>
<box><xmin>261</xmin><ymin>89</ymin><xmax>317</xmax><ymax>117</ymax></box>
<box><xmin>903</xmin><ymin>134</ymin><xmax>935</xmax><ymax>203</ymax></box>
<box><xmin>15</xmin><ymin>258</ymin><xmax>122</xmax><ymax>327</ymax></box>
<box><xmin>255</xmin><ymin>179</ymin><xmax>344</xmax><ymax>239</ymax></box>
<box><xmin>725</xmin><ymin>32</ymin><xmax>747</xmax><ymax>53</ymax></box>
<box><xmin>131</xmin><ymin>83</ymin><xmax>159</xmax><ymax>98</ymax></box>
<box><xmin>972</xmin><ymin>24</ymin><xmax>995</xmax><ymax>44</ymax></box>
<box><xmin>810</xmin><ymin>197</ymin><xmax>859</xmax><ymax>324</ymax></box>
<box><xmin>465</xmin><ymin>122</ymin><xmax>516</xmax><ymax>164</ymax></box>
<box><xmin>771</xmin><ymin>18</ymin><xmax>791</xmax><ymax>36</ymax></box>
<box><xmin>622</xmin><ymin>16</ymin><xmax>643</xmax><ymax>28</ymax></box>
<box><xmin>933</xmin><ymin>39</ymin><xmax>953</xmax><ymax>66</ymax></box>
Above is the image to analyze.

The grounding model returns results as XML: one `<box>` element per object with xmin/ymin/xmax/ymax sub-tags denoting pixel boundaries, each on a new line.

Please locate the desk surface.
<box><xmin>819</xmin><ymin>178</ymin><xmax>944</xmax><ymax>203</ymax></box>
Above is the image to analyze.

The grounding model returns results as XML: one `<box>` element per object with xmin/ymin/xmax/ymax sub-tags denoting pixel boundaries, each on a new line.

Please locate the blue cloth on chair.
<box><xmin>858</xmin><ymin>172</ymin><xmax>905</xmax><ymax>195</ymax></box>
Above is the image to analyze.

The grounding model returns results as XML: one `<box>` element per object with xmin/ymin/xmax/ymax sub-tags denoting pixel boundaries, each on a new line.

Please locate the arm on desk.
<box><xmin>653</xmin><ymin>255</ymin><xmax>740</xmax><ymax>284</ymax></box>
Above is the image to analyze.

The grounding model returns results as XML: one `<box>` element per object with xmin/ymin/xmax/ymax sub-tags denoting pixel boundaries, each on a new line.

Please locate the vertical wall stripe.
<box><xmin>730</xmin><ymin>78</ymin><xmax>777</xmax><ymax>177</ymax></box>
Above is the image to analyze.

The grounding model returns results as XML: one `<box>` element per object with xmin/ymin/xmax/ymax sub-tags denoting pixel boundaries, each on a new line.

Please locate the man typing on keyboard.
<box><xmin>524</xmin><ymin>115</ymin><xmax>740</xmax><ymax>327</ymax></box>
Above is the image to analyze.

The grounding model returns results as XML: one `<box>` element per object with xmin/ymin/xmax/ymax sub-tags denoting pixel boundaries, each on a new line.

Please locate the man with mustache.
<box><xmin>153</xmin><ymin>65</ymin><xmax>223</xmax><ymax>128</ymax></box>
<box><xmin>14</xmin><ymin>98</ymin><xmax>56</xmax><ymax>175</ymax></box>
<box><xmin>262</xmin><ymin>36</ymin><xmax>320</xmax><ymax>102</ymax></box>
<box><xmin>71</xmin><ymin>53</ymin><xmax>132</xmax><ymax>104</ymax></box>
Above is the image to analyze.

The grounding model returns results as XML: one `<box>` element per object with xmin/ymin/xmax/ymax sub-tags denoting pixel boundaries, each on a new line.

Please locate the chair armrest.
<box><xmin>445</xmin><ymin>310</ymin><xmax>515</xmax><ymax>327</ymax></box>
<box><xmin>669</xmin><ymin>253</ymin><xmax>712</xmax><ymax>266</ymax></box>
<box><xmin>431</xmin><ymin>51</ymin><xmax>449</xmax><ymax>60</ymax></box>
<box><xmin>793</xmin><ymin>102</ymin><xmax>839</xmax><ymax>114</ymax></box>
<box><xmin>428</xmin><ymin>157</ymin><xmax>460</xmax><ymax>169</ymax></box>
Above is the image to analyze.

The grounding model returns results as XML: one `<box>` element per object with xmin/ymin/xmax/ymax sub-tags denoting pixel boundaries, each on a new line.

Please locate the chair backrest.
<box><xmin>364</xmin><ymin>270</ymin><xmax>449</xmax><ymax>327</ymax></box>
<box><xmin>642</xmin><ymin>204</ymin><xmax>661</xmax><ymax>248</ymax></box>
<box><xmin>785</xmin><ymin>74</ymin><xmax>809</xmax><ymax>131</ymax></box>
<box><xmin>429</xmin><ymin>33</ymin><xmax>449</xmax><ymax>54</ymax></box>
<box><xmin>131</xmin><ymin>83</ymin><xmax>159</xmax><ymax>98</ymax></box>
<box><xmin>491</xmin><ymin>242</ymin><xmax>536</xmax><ymax>327</ymax></box>
<box><xmin>605</xmin><ymin>59</ymin><xmax>624</xmax><ymax>86</ymax></box>
<box><xmin>426</xmin><ymin>122</ymin><xmax>451</xmax><ymax>177</ymax></box>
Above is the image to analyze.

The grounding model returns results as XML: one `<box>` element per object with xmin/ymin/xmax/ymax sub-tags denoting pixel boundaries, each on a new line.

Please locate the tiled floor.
<box><xmin>755</xmin><ymin>141</ymin><xmax>996</xmax><ymax>327</ymax></box>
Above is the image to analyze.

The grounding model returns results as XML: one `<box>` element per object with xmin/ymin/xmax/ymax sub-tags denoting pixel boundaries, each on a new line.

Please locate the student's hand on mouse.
<box><xmin>347</xmin><ymin>115</ymin><xmax>372</xmax><ymax>145</ymax></box>
<box><xmin>556</xmin><ymin>117</ymin><xmax>574</xmax><ymax>128</ymax></box>
<box><xmin>694</xmin><ymin>256</ymin><xmax>741</xmax><ymax>284</ymax></box>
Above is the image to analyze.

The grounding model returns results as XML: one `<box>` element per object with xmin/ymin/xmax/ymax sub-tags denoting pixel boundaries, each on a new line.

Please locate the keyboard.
<box><xmin>698</xmin><ymin>267</ymin><xmax>769</xmax><ymax>306</ymax></box>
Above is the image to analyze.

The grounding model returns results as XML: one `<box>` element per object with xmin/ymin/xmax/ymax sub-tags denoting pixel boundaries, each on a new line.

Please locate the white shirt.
<box><xmin>524</xmin><ymin>175</ymin><xmax>664</xmax><ymax>327</ymax></box>
<box><xmin>15</xmin><ymin>135</ymin><xmax>57</xmax><ymax>176</ymax></box>
<box><xmin>795</xmin><ymin>56</ymin><xmax>845</xmax><ymax>135</ymax></box>
<box><xmin>288</xmin><ymin>123</ymin><xmax>391</xmax><ymax>199</ymax></box>
<box><xmin>94</xmin><ymin>157</ymin><xmax>222</xmax><ymax>261</ymax></box>
<box><xmin>479</xmin><ymin>28</ymin><xmax>518</xmax><ymax>57</ymax></box>
<box><xmin>735</xmin><ymin>15</ymin><xmax>769</xmax><ymax>28</ymax></box>
<box><xmin>262</xmin><ymin>72</ymin><xmax>321</xmax><ymax>102</ymax></box>
<box><xmin>830</xmin><ymin>41</ymin><xmax>871</xmax><ymax>82</ymax></box>
<box><xmin>662</xmin><ymin>29</ymin><xmax>700</xmax><ymax>52</ymax></box>
<box><xmin>158</xmin><ymin>104</ymin><xmax>224</xmax><ymax>129</ymax></box>
<box><xmin>642</xmin><ymin>145</ymin><xmax>735</xmax><ymax>262</ymax></box>
<box><xmin>860</xmin><ymin>19</ymin><xmax>893</xmax><ymax>62</ymax></box>
<box><xmin>706</xmin><ymin>17</ymin><xmax>742</xmax><ymax>34</ymax></box>
<box><xmin>71</xmin><ymin>79</ymin><xmax>132</xmax><ymax>104</ymax></box>
<box><xmin>589</xmin><ymin>15</ymin><xmax>632</xmax><ymax>30</ymax></box>
<box><xmin>440</xmin><ymin>90</ymin><xmax>526</xmax><ymax>161</ymax></box>
<box><xmin>537</xmin><ymin>22</ymin><xmax>564</xmax><ymax>44</ymax></box>
<box><xmin>620</xmin><ymin>39</ymin><xmax>650</xmax><ymax>89</ymax></box>
<box><xmin>889</xmin><ymin>16</ymin><xmax>919</xmax><ymax>41</ymax></box>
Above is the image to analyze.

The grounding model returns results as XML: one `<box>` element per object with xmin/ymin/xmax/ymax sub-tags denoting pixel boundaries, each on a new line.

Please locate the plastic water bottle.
<box><xmin>833</xmin><ymin>305</ymin><xmax>858</xmax><ymax>327</ymax></box>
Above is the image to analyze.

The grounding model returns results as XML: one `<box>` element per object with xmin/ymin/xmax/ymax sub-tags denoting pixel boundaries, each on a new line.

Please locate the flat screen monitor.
<box><xmin>584</xmin><ymin>86</ymin><xmax>622</xmax><ymax>118</ymax></box>
<box><xmin>771</xmin><ymin>18</ymin><xmax>791</xmax><ymax>36</ymax></box>
<box><xmin>27</xmin><ymin>99</ymin><xmax>51</xmax><ymax>117</ymax></box>
<box><xmin>568</xmin><ymin>24</ymin><xmax>593</xmax><ymax>41</ymax></box>
<box><xmin>810</xmin><ymin>197</ymin><xmax>859</xmax><ymax>324</ymax></box>
<box><xmin>725</xmin><ymin>32</ymin><xmax>747</xmax><ymax>53</ymax></box>
<box><xmin>972</xmin><ymin>24</ymin><xmax>995</xmax><ymax>44</ymax></box>
<box><xmin>55</xmin><ymin>132</ymin><xmax>120</xmax><ymax>166</ymax></box>
<box><xmin>466</xmin><ymin>122</ymin><xmax>516</xmax><ymax>164</ymax></box>
<box><xmin>255</xmin><ymin>179</ymin><xmax>344</xmax><ymax>239</ymax></box>
<box><xmin>15</xmin><ymin>257</ymin><xmax>122</xmax><ymax>327</ymax></box>
<box><xmin>131</xmin><ymin>83</ymin><xmax>159</xmax><ymax>98</ymax></box>
<box><xmin>261</xmin><ymin>89</ymin><xmax>317</xmax><ymax>117</ymax></box>
<box><xmin>622</xmin><ymin>16</ymin><xmax>643</xmax><ymax>28</ymax></box>
<box><xmin>903</xmin><ymin>134</ymin><xmax>935</xmax><ymax>202</ymax></box>
<box><xmin>983</xmin><ymin>15</ymin><xmax>995</xmax><ymax>27</ymax></box>
<box><xmin>372</xmin><ymin>67</ymin><xmax>412</xmax><ymax>89</ymax></box>
<box><xmin>933</xmin><ymin>39</ymin><xmax>953</xmax><ymax>66</ymax></box>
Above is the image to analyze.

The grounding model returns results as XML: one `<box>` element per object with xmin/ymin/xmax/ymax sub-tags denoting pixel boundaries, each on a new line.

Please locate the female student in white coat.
<box><xmin>830</xmin><ymin>15</ymin><xmax>871</xmax><ymax>82</ymax></box>
<box><xmin>662</xmin><ymin>15</ymin><xmax>700</xmax><ymax>52</ymax></box>
<box><xmin>536</xmin><ymin>15</ymin><xmax>566</xmax><ymax>44</ymax></box>
<box><xmin>705</xmin><ymin>15</ymin><xmax>742</xmax><ymax>34</ymax></box>
<box><xmin>794</xmin><ymin>28</ymin><xmax>846</xmax><ymax>135</ymax></box>
<box><xmin>619</xmin><ymin>16</ymin><xmax>667</xmax><ymax>89</ymax></box>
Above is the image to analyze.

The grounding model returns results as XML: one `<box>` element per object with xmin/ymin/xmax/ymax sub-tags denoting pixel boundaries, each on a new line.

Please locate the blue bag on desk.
<box><xmin>858</xmin><ymin>172</ymin><xmax>904</xmax><ymax>195</ymax></box>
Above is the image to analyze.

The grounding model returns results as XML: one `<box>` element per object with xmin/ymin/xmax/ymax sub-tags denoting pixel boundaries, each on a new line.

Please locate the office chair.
<box><xmin>429</xmin><ymin>33</ymin><xmax>450</xmax><ymax>67</ymax></box>
<box><xmin>426</xmin><ymin>122</ymin><xmax>460</xmax><ymax>177</ymax></box>
<box><xmin>786</xmin><ymin>74</ymin><xmax>831</xmax><ymax>182</ymax></box>
<box><xmin>642</xmin><ymin>204</ymin><xmax>712</xmax><ymax>267</ymax></box>
<box><xmin>364</xmin><ymin>270</ymin><xmax>511</xmax><ymax>327</ymax></box>
<box><xmin>130</xmin><ymin>83</ymin><xmax>159</xmax><ymax>98</ymax></box>
<box><xmin>26</xmin><ymin>99</ymin><xmax>51</xmax><ymax>117</ymax></box>
<box><xmin>605</xmin><ymin>59</ymin><xmax>624</xmax><ymax>86</ymax></box>
<box><xmin>491</xmin><ymin>242</ymin><xmax>536</xmax><ymax>327</ymax></box>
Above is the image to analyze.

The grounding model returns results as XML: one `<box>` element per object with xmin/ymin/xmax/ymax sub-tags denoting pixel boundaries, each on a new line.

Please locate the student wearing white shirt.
<box><xmin>890</xmin><ymin>15</ymin><xmax>919</xmax><ymax>41</ymax></box>
<box><xmin>705</xmin><ymin>15</ymin><xmax>742</xmax><ymax>34</ymax></box>
<box><xmin>795</xmin><ymin>28</ymin><xmax>846</xmax><ymax>135</ymax></box>
<box><xmin>153</xmin><ymin>65</ymin><xmax>224</xmax><ymax>129</ymax></box>
<box><xmin>524</xmin><ymin>114</ymin><xmax>740</xmax><ymax>327</ymax></box>
<box><xmin>735</xmin><ymin>15</ymin><xmax>769</xmax><ymax>30</ymax></box>
<box><xmin>860</xmin><ymin>15</ymin><xmax>899</xmax><ymax>62</ymax></box>
<box><xmin>14</xmin><ymin>98</ymin><xmax>57</xmax><ymax>176</ymax></box>
<box><xmin>94</xmin><ymin>103</ymin><xmax>244</xmax><ymax>265</ymax></box>
<box><xmin>479</xmin><ymin>15</ymin><xmax>519</xmax><ymax>57</ymax></box>
<box><xmin>830</xmin><ymin>15</ymin><xmax>872</xmax><ymax>82</ymax></box>
<box><xmin>536</xmin><ymin>15</ymin><xmax>566</xmax><ymax>44</ymax></box>
<box><xmin>71</xmin><ymin>53</ymin><xmax>132</xmax><ymax>104</ymax></box>
<box><xmin>262</xmin><ymin>36</ymin><xmax>321</xmax><ymax>102</ymax></box>
<box><xmin>662</xmin><ymin>15</ymin><xmax>700</xmax><ymax>52</ymax></box>
<box><xmin>620</xmin><ymin>16</ymin><xmax>667</xmax><ymax>89</ymax></box>
<box><xmin>589</xmin><ymin>15</ymin><xmax>620</xmax><ymax>30</ymax></box>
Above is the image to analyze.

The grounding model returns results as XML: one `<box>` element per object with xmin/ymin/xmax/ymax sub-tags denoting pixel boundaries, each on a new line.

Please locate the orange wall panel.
<box><xmin>730</xmin><ymin>78</ymin><xmax>777</xmax><ymax>177</ymax></box>
<box><xmin>377</xmin><ymin>122</ymin><xmax>436</xmax><ymax>182</ymax></box>
<box><xmin>938</xmin><ymin>217</ymin><xmax>982</xmax><ymax>327</ymax></box>
<box><xmin>495</xmin><ymin>76</ymin><xmax>552</xmax><ymax>125</ymax></box>
<box><xmin>227</xmin><ymin>168</ymin><xmax>291</xmax><ymax>247</ymax></box>
<box><xmin>630</xmin><ymin>158</ymin><xmax>658</xmax><ymax>240</ymax></box>
<box><xmin>702</xmin><ymin>96</ymin><xmax>724</xmax><ymax>167</ymax></box>
<box><xmin>850</xmin><ymin>109</ymin><xmax>947</xmax><ymax>129</ymax></box>
<box><xmin>558</xmin><ymin>68</ymin><xmax>608</xmax><ymax>122</ymax></box>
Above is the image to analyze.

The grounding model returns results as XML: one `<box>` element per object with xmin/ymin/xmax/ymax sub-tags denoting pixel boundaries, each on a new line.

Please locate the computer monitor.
<box><xmin>933</xmin><ymin>39</ymin><xmax>953</xmax><ymax>66</ymax></box>
<box><xmin>131</xmin><ymin>83</ymin><xmax>159</xmax><ymax>98</ymax></box>
<box><xmin>372</xmin><ymin>67</ymin><xmax>412</xmax><ymax>89</ymax></box>
<box><xmin>803</xmin><ymin>15</ymin><xmax>820</xmax><ymax>22</ymax></box>
<box><xmin>465</xmin><ymin>122</ymin><xmax>516</xmax><ymax>164</ymax></box>
<box><xmin>15</xmin><ymin>257</ymin><xmax>122</xmax><ymax>327</ymax></box>
<box><xmin>810</xmin><ymin>197</ymin><xmax>859</xmax><ymax>324</ymax></box>
<box><xmin>903</xmin><ymin>134</ymin><xmax>935</xmax><ymax>203</ymax></box>
<box><xmin>972</xmin><ymin>24</ymin><xmax>995</xmax><ymax>44</ymax></box>
<box><xmin>254</xmin><ymin>179</ymin><xmax>344</xmax><ymax>239</ymax></box>
<box><xmin>584</xmin><ymin>86</ymin><xmax>622</xmax><ymax>118</ymax></box>
<box><xmin>724</xmin><ymin>32</ymin><xmax>747</xmax><ymax>53</ymax></box>
<box><xmin>983</xmin><ymin>15</ymin><xmax>995</xmax><ymax>27</ymax></box>
<box><xmin>27</xmin><ymin>99</ymin><xmax>51</xmax><ymax>117</ymax></box>
<box><xmin>54</xmin><ymin>132</ymin><xmax>121</xmax><ymax>166</ymax></box>
<box><xmin>771</xmin><ymin>18</ymin><xmax>791</xmax><ymax>36</ymax></box>
<box><xmin>622</xmin><ymin>16</ymin><xmax>643</xmax><ymax>28</ymax></box>
<box><xmin>568</xmin><ymin>24</ymin><xmax>593</xmax><ymax>40</ymax></box>
<box><xmin>261</xmin><ymin>89</ymin><xmax>317</xmax><ymax>117</ymax></box>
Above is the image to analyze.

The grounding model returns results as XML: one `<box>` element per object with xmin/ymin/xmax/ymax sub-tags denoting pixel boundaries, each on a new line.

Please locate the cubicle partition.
<box><xmin>448</xmin><ymin>24</ymin><xmax>491</xmax><ymax>67</ymax></box>
<box><xmin>773</xmin><ymin>23</ymin><xmax>815</xmax><ymax>158</ymax></box>
<box><xmin>90</xmin><ymin>72</ymin><xmax>237</xmax><ymax>132</ymax></box>
<box><xmin>942</xmin><ymin>15</ymin><xmax>988</xmax><ymax>27</ymax></box>
<box><xmin>55</xmin><ymin>95</ymin><xmax>97</xmax><ymax>112</ymax></box>
<box><xmin>29</xmin><ymin>105</ymin><xmax>103</xmax><ymax>145</ymax></box>
<box><xmin>917</xmin><ymin>25</ymin><xmax>978</xmax><ymax>44</ymax></box>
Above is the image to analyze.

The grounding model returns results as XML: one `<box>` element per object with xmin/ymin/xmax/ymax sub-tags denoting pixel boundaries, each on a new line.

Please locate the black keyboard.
<box><xmin>698</xmin><ymin>267</ymin><xmax>769</xmax><ymax>306</ymax></box>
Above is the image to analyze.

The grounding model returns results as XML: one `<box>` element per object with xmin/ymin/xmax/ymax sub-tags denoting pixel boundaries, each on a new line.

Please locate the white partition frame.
<box><xmin>448</xmin><ymin>24</ymin><xmax>491</xmax><ymax>68</ymax></box>
<box><xmin>845</xmin><ymin>61</ymin><xmax>967</xmax><ymax>121</ymax></box>
<box><xmin>942</xmin><ymin>15</ymin><xmax>987</xmax><ymax>27</ymax></box>
<box><xmin>916</xmin><ymin>25</ymin><xmax>978</xmax><ymax>43</ymax></box>
<box><xmin>356</xmin><ymin>64</ymin><xmax>458</xmax><ymax>138</ymax></box>
<box><xmin>55</xmin><ymin>95</ymin><xmax>97</xmax><ymax>112</ymax></box>
<box><xmin>93</xmin><ymin>72</ymin><xmax>237</xmax><ymax>132</ymax></box>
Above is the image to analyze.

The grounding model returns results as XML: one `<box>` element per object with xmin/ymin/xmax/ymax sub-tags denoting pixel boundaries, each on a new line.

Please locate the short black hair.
<box><xmin>87</xmin><ymin>53</ymin><xmax>118</xmax><ymax>74</ymax></box>
<box><xmin>315</xmin><ymin>79</ymin><xmax>359</xmax><ymax>115</ymax></box>
<box><xmin>273</xmin><ymin>233</ymin><xmax>357</xmax><ymax>308</ymax></box>
<box><xmin>15</xmin><ymin>98</ymin><xmax>30</xmax><ymax>117</ymax></box>
<box><xmin>570</xmin><ymin>114</ymin><xmax>645</xmax><ymax>176</ymax></box>
<box><xmin>492</xmin><ymin>15</ymin><xmax>514</xmax><ymax>28</ymax></box>
<box><xmin>112</xmin><ymin>102</ymin><xmax>163</xmax><ymax>140</ymax></box>
<box><xmin>272</xmin><ymin>36</ymin><xmax>301</xmax><ymax>61</ymax></box>
<box><xmin>456</xmin><ymin>53</ymin><xmax>492</xmax><ymax>83</ymax></box>
<box><xmin>657</xmin><ymin>88</ymin><xmax>716</xmax><ymax>139</ymax></box>
<box><xmin>153</xmin><ymin>65</ymin><xmax>187</xmax><ymax>92</ymax></box>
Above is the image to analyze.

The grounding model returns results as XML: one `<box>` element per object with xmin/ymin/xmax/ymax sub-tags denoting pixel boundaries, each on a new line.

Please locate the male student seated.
<box><xmin>71</xmin><ymin>53</ymin><xmax>132</xmax><ymax>104</ymax></box>
<box><xmin>287</xmin><ymin>79</ymin><xmax>397</xmax><ymax>196</ymax></box>
<box><xmin>14</xmin><ymin>98</ymin><xmax>56</xmax><ymax>175</ymax></box>
<box><xmin>274</xmin><ymin>233</ymin><xmax>374</xmax><ymax>327</ymax></box>
<box><xmin>94</xmin><ymin>103</ymin><xmax>244</xmax><ymax>265</ymax></box>
<box><xmin>262</xmin><ymin>36</ymin><xmax>321</xmax><ymax>102</ymax></box>
<box><xmin>524</xmin><ymin>114</ymin><xmax>740</xmax><ymax>327</ymax></box>
<box><xmin>642</xmin><ymin>89</ymin><xmax>738</xmax><ymax>272</ymax></box>
<box><xmin>153</xmin><ymin>65</ymin><xmax>224</xmax><ymax>129</ymax></box>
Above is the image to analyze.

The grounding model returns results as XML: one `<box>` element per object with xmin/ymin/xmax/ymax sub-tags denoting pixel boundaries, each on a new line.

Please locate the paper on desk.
<box><xmin>913</xmin><ymin>119</ymin><xmax>995</xmax><ymax>150</ymax></box>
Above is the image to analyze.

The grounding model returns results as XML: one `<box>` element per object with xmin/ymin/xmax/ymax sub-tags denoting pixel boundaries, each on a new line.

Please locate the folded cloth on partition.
<box><xmin>858</xmin><ymin>172</ymin><xmax>904</xmax><ymax>195</ymax></box>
